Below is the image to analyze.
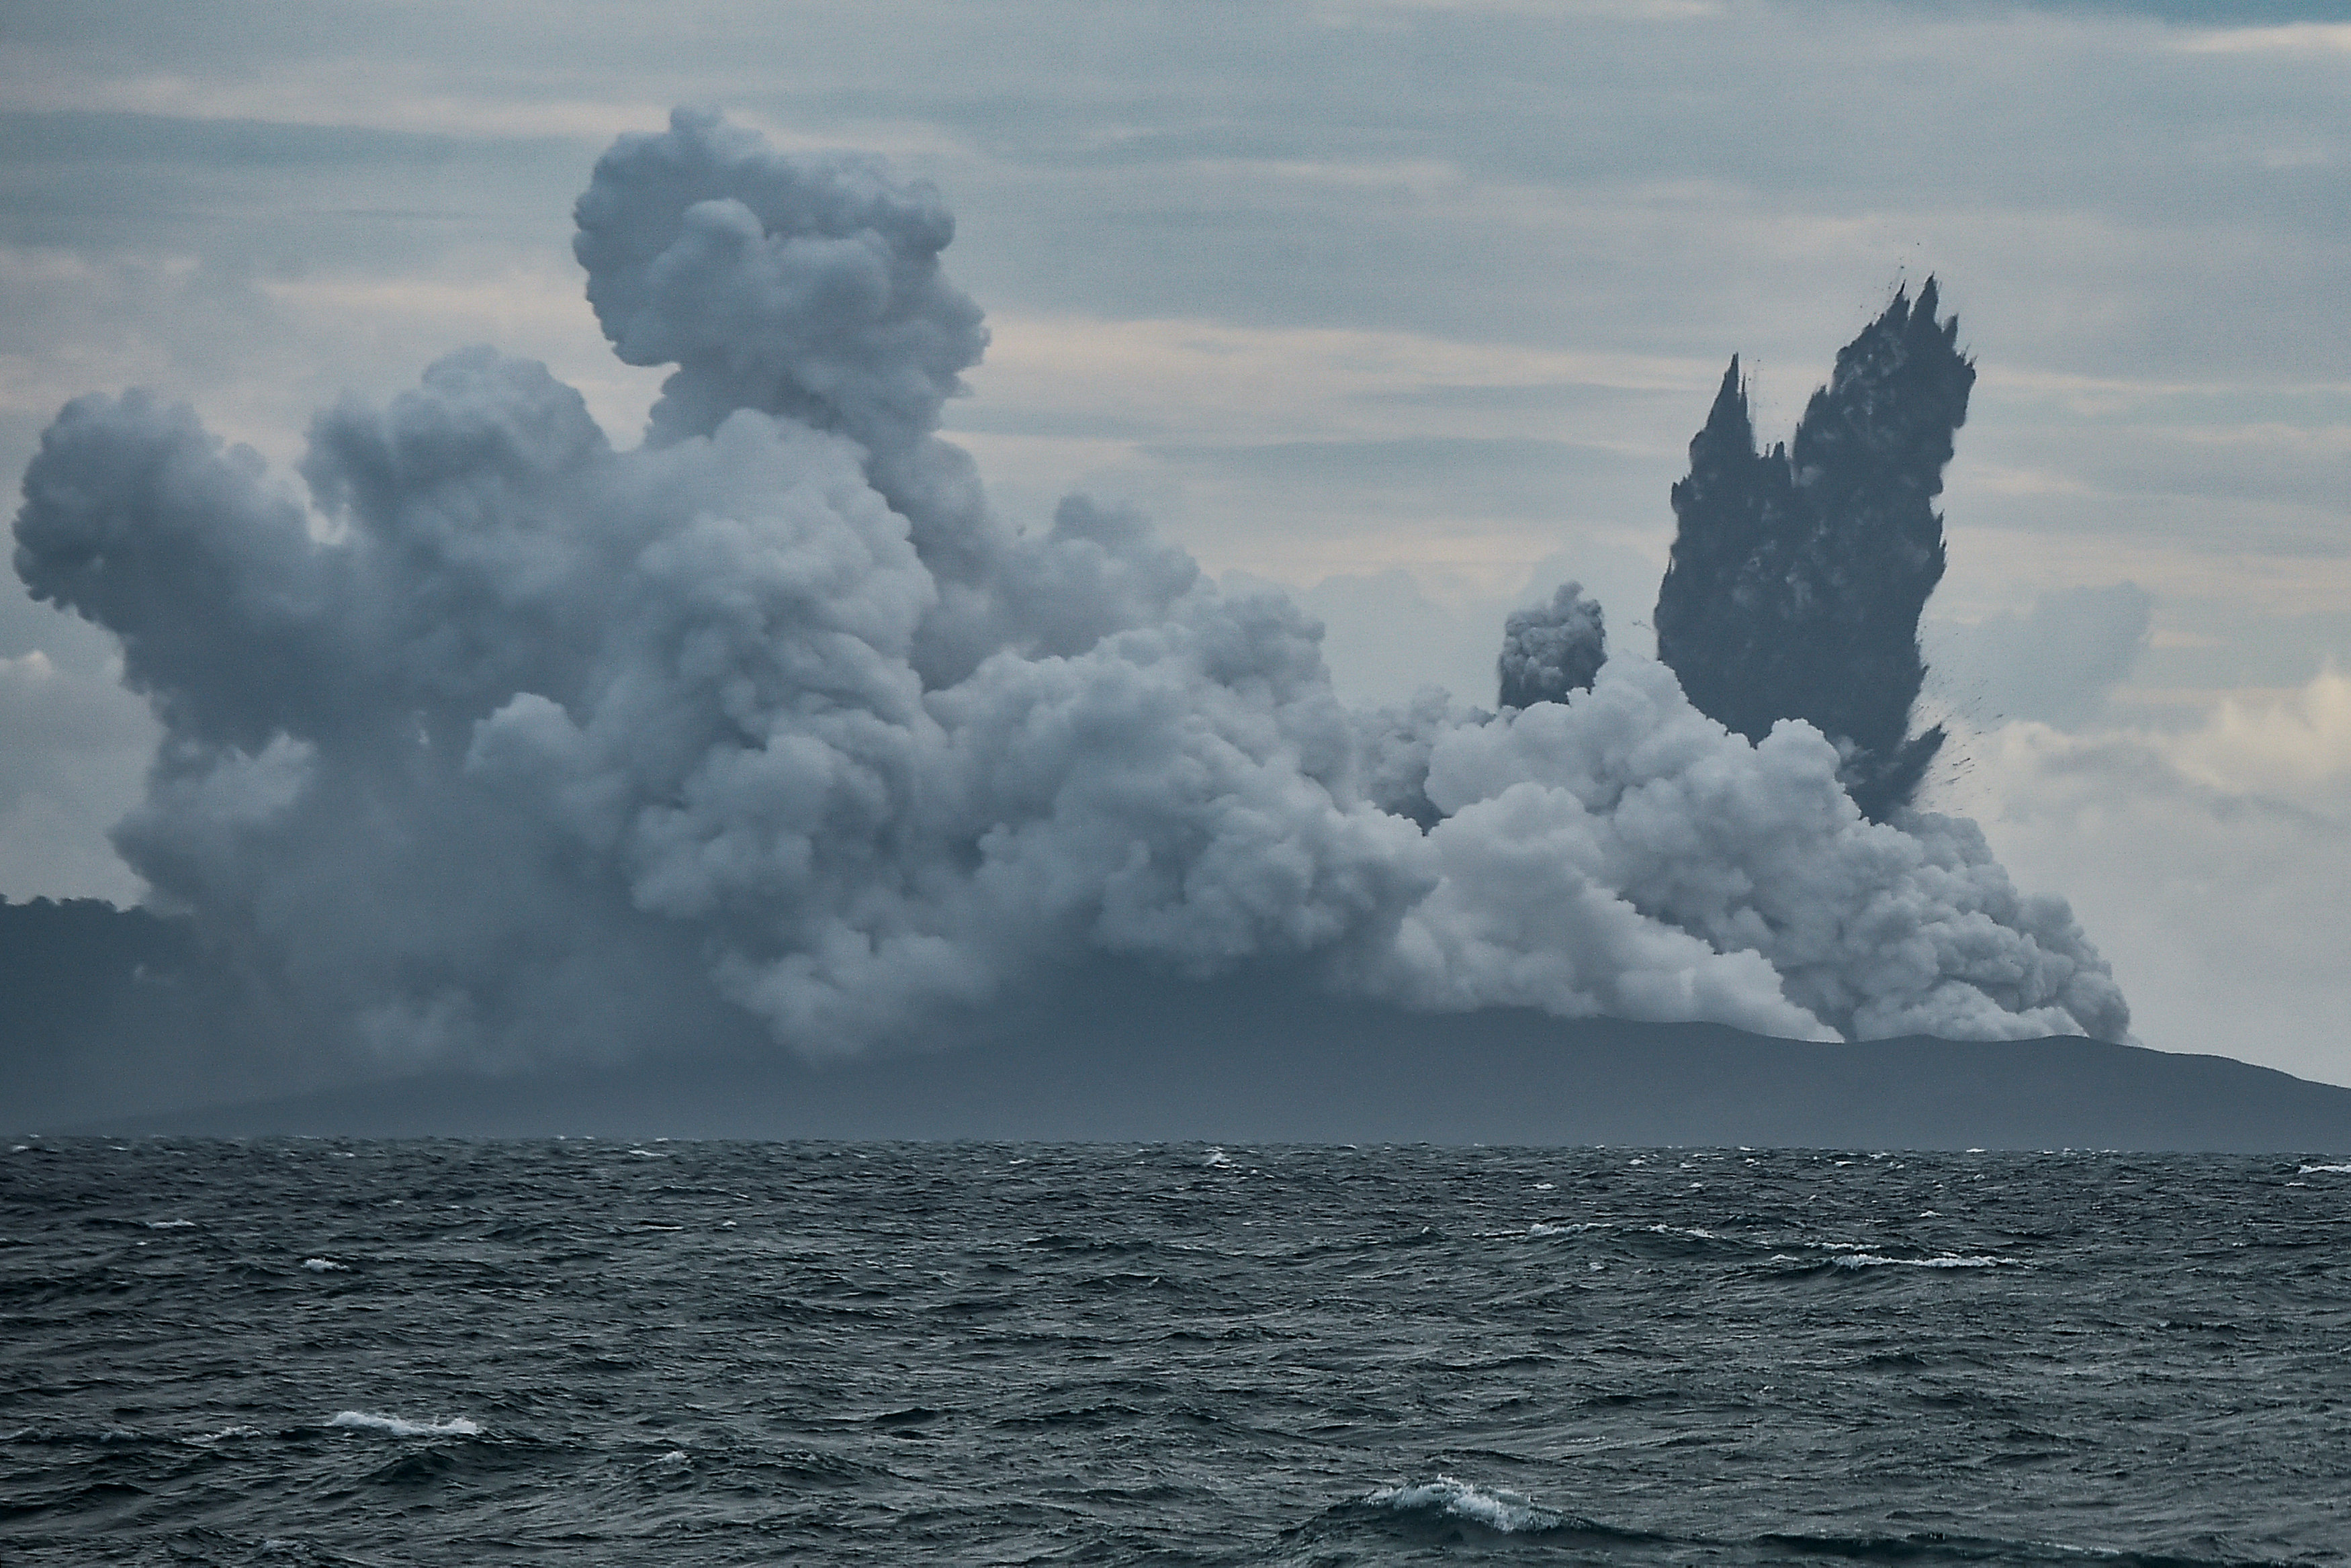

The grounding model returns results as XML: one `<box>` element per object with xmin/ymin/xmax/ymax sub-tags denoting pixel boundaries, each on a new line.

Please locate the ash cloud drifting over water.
<box><xmin>10</xmin><ymin>111</ymin><xmax>2127</xmax><ymax>1072</ymax></box>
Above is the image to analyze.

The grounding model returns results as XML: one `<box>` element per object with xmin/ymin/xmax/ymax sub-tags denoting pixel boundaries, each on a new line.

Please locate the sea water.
<box><xmin>3</xmin><ymin>1139</ymin><xmax>2346</xmax><ymax>1564</ymax></box>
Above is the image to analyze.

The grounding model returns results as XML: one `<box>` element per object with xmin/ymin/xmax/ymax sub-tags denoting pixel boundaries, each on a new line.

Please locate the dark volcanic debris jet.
<box><xmin>1654</xmin><ymin>281</ymin><xmax>1975</xmax><ymax>821</ymax></box>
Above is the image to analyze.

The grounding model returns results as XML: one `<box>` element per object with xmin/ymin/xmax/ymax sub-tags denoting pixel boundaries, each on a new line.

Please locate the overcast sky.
<box><xmin>3</xmin><ymin>0</ymin><xmax>2347</xmax><ymax>1081</ymax></box>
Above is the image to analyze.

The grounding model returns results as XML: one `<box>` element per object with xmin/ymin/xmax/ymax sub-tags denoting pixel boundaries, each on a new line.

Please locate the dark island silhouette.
<box><xmin>4</xmin><ymin>898</ymin><xmax>2342</xmax><ymax>1150</ymax></box>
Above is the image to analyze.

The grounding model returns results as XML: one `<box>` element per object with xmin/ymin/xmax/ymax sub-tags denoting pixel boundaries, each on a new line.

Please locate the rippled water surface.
<box><xmin>4</xmin><ymin>1140</ymin><xmax>2348</xmax><ymax>1565</ymax></box>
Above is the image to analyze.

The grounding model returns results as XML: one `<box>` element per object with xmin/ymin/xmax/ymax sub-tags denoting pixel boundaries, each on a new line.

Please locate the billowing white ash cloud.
<box><xmin>10</xmin><ymin>110</ymin><xmax>2128</xmax><ymax>1069</ymax></box>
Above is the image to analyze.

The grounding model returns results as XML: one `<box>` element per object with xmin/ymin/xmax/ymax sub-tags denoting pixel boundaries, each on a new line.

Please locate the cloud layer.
<box><xmin>11</xmin><ymin>111</ymin><xmax>2127</xmax><ymax>1071</ymax></box>
<box><xmin>1948</xmin><ymin>666</ymin><xmax>2348</xmax><ymax>1078</ymax></box>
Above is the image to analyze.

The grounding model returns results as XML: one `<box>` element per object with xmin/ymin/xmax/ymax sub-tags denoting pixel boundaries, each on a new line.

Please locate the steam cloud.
<box><xmin>1655</xmin><ymin>285</ymin><xmax>1972</xmax><ymax>821</ymax></box>
<box><xmin>11</xmin><ymin>111</ymin><xmax>2127</xmax><ymax>1072</ymax></box>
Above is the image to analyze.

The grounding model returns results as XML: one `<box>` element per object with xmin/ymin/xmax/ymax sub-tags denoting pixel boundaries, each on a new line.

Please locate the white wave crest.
<box><xmin>1830</xmin><ymin>1252</ymin><xmax>2013</xmax><ymax>1270</ymax></box>
<box><xmin>2298</xmin><ymin>1163</ymin><xmax>2351</xmax><ymax>1174</ymax></box>
<box><xmin>186</xmin><ymin>1425</ymin><xmax>261</xmax><ymax>1446</ymax></box>
<box><xmin>1366</xmin><ymin>1475</ymin><xmax>1562</xmax><ymax>1534</ymax></box>
<box><xmin>327</xmin><ymin>1410</ymin><xmax>482</xmax><ymax>1438</ymax></box>
<box><xmin>301</xmin><ymin>1257</ymin><xmax>347</xmax><ymax>1273</ymax></box>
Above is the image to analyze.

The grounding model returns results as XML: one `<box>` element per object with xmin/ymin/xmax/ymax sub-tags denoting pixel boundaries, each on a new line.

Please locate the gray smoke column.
<box><xmin>11</xmin><ymin>113</ymin><xmax>2127</xmax><ymax>1073</ymax></box>
<box><xmin>1654</xmin><ymin>283</ymin><xmax>1972</xmax><ymax>821</ymax></box>
<box><xmin>1498</xmin><ymin>583</ymin><xmax>1605</xmax><ymax>710</ymax></box>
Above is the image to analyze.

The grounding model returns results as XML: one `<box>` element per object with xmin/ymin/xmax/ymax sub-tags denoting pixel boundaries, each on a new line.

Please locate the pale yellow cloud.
<box><xmin>1941</xmin><ymin>671</ymin><xmax>2351</xmax><ymax>1082</ymax></box>
<box><xmin>2168</xmin><ymin>21</ymin><xmax>2351</xmax><ymax>56</ymax></box>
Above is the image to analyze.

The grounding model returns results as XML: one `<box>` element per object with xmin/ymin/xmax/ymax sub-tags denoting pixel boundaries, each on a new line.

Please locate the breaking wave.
<box><xmin>326</xmin><ymin>1411</ymin><xmax>483</xmax><ymax>1438</ymax></box>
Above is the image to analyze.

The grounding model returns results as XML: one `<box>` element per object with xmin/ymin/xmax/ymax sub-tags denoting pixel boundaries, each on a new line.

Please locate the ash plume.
<box><xmin>1498</xmin><ymin>583</ymin><xmax>1607</xmax><ymax>711</ymax></box>
<box><xmin>11</xmin><ymin>111</ymin><xmax>2126</xmax><ymax>1076</ymax></box>
<box><xmin>1654</xmin><ymin>284</ymin><xmax>1973</xmax><ymax>821</ymax></box>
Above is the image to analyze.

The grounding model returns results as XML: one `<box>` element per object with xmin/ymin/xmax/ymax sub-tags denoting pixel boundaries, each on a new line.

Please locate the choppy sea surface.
<box><xmin>3</xmin><ymin>1140</ymin><xmax>2348</xmax><ymax>1565</ymax></box>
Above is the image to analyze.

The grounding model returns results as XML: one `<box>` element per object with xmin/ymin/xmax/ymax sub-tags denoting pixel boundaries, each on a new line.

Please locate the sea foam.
<box><xmin>186</xmin><ymin>1425</ymin><xmax>261</xmax><ymax>1446</ymax></box>
<box><xmin>1365</xmin><ymin>1476</ymin><xmax>1564</xmax><ymax>1534</ymax></box>
<box><xmin>327</xmin><ymin>1411</ymin><xmax>482</xmax><ymax>1438</ymax></box>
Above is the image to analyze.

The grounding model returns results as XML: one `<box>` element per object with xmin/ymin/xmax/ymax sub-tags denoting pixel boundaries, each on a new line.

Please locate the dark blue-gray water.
<box><xmin>4</xmin><ymin>1140</ymin><xmax>2348</xmax><ymax>1565</ymax></box>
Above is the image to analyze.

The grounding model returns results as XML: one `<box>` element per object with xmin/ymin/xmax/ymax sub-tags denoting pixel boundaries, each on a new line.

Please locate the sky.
<box><xmin>1</xmin><ymin>0</ymin><xmax>2347</xmax><ymax>1082</ymax></box>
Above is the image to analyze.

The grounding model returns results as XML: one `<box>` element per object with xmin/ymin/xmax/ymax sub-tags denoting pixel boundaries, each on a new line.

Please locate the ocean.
<box><xmin>3</xmin><ymin>1139</ymin><xmax>2346</xmax><ymax>1565</ymax></box>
